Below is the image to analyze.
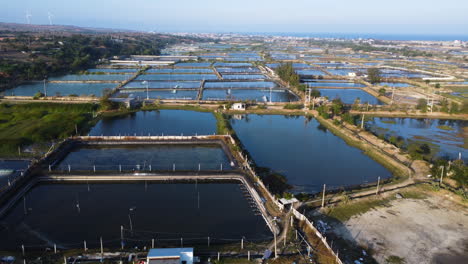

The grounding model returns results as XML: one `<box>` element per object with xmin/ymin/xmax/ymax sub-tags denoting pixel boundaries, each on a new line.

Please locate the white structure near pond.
<box><xmin>147</xmin><ymin>248</ymin><xmax>194</xmax><ymax>264</ymax></box>
<box><xmin>230</xmin><ymin>103</ymin><xmax>246</xmax><ymax>111</ymax></box>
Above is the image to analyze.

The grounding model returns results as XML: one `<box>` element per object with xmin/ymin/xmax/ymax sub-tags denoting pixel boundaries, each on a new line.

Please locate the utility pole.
<box><xmin>360</xmin><ymin>114</ymin><xmax>365</xmax><ymax>129</ymax></box>
<box><xmin>321</xmin><ymin>184</ymin><xmax>326</xmax><ymax>207</ymax></box>
<box><xmin>43</xmin><ymin>76</ymin><xmax>47</xmax><ymax>97</ymax></box>
<box><xmin>100</xmin><ymin>237</ymin><xmax>103</xmax><ymax>259</ymax></box>
<box><xmin>121</xmin><ymin>226</ymin><xmax>124</xmax><ymax>249</ymax></box>
<box><xmin>391</xmin><ymin>86</ymin><xmax>395</xmax><ymax>104</ymax></box>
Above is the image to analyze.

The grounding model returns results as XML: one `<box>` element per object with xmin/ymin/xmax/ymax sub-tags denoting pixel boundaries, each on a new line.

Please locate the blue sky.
<box><xmin>1</xmin><ymin>0</ymin><xmax>467</xmax><ymax>35</ymax></box>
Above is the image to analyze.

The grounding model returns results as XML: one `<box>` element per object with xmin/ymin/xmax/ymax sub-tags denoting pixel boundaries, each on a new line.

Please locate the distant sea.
<box><xmin>243</xmin><ymin>32</ymin><xmax>468</xmax><ymax>41</ymax></box>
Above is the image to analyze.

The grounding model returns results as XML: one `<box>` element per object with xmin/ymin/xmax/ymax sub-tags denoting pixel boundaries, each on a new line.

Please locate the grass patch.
<box><xmin>0</xmin><ymin>102</ymin><xmax>98</xmax><ymax>157</ymax></box>
<box><xmin>325</xmin><ymin>197</ymin><xmax>393</xmax><ymax>221</ymax></box>
<box><xmin>436</xmin><ymin>125</ymin><xmax>454</xmax><ymax>131</ymax></box>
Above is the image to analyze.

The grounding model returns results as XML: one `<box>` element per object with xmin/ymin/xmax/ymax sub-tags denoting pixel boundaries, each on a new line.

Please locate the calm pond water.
<box><xmin>123</xmin><ymin>81</ymin><xmax>200</xmax><ymax>89</ymax></box>
<box><xmin>203</xmin><ymin>89</ymin><xmax>297</xmax><ymax>102</ymax></box>
<box><xmin>204</xmin><ymin>81</ymin><xmax>277</xmax><ymax>89</ymax></box>
<box><xmin>305</xmin><ymin>82</ymin><xmax>366</xmax><ymax>88</ymax></box>
<box><xmin>296</xmin><ymin>69</ymin><xmax>326</xmax><ymax>76</ymax></box>
<box><xmin>5</xmin><ymin>82</ymin><xmax>117</xmax><ymax>97</ymax></box>
<box><xmin>136</xmin><ymin>74</ymin><xmax>218</xmax><ymax>81</ymax></box>
<box><xmin>48</xmin><ymin>74</ymin><xmax>131</xmax><ymax>81</ymax></box>
<box><xmin>0</xmin><ymin>183</ymin><xmax>270</xmax><ymax>249</ymax></box>
<box><xmin>55</xmin><ymin>145</ymin><xmax>233</xmax><ymax>171</ymax></box>
<box><xmin>221</xmin><ymin>74</ymin><xmax>266</xmax><ymax>80</ymax></box>
<box><xmin>174</xmin><ymin>62</ymin><xmax>212</xmax><ymax>68</ymax></box>
<box><xmin>366</xmin><ymin>118</ymin><xmax>467</xmax><ymax>161</ymax></box>
<box><xmin>318</xmin><ymin>89</ymin><xmax>383</xmax><ymax>105</ymax></box>
<box><xmin>87</xmin><ymin>68</ymin><xmax>138</xmax><ymax>73</ymax></box>
<box><xmin>230</xmin><ymin>115</ymin><xmax>392</xmax><ymax>193</ymax></box>
<box><xmin>146</xmin><ymin>68</ymin><xmax>214</xmax><ymax>74</ymax></box>
<box><xmin>0</xmin><ymin>160</ymin><xmax>30</xmax><ymax>188</ymax></box>
<box><xmin>216</xmin><ymin>67</ymin><xmax>260</xmax><ymax>73</ymax></box>
<box><xmin>377</xmin><ymin>82</ymin><xmax>412</xmax><ymax>87</ymax></box>
<box><xmin>115</xmin><ymin>90</ymin><xmax>198</xmax><ymax>100</ymax></box>
<box><xmin>90</xmin><ymin>110</ymin><xmax>217</xmax><ymax>136</ymax></box>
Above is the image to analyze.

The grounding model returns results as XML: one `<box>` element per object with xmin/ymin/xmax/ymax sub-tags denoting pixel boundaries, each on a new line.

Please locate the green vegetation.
<box><xmin>275</xmin><ymin>62</ymin><xmax>301</xmax><ymax>88</ymax></box>
<box><xmin>326</xmin><ymin>197</ymin><xmax>393</xmax><ymax>221</ymax></box>
<box><xmin>386</xmin><ymin>255</ymin><xmax>406</xmax><ymax>264</ymax></box>
<box><xmin>283</xmin><ymin>103</ymin><xmax>303</xmax><ymax>110</ymax></box>
<box><xmin>436</xmin><ymin>125</ymin><xmax>454</xmax><ymax>131</ymax></box>
<box><xmin>416</xmin><ymin>98</ymin><xmax>428</xmax><ymax>112</ymax></box>
<box><xmin>0</xmin><ymin>33</ymin><xmax>203</xmax><ymax>90</ymax></box>
<box><xmin>367</xmin><ymin>68</ymin><xmax>382</xmax><ymax>84</ymax></box>
<box><xmin>378</xmin><ymin>88</ymin><xmax>386</xmax><ymax>96</ymax></box>
<box><xmin>0</xmin><ymin>103</ymin><xmax>97</xmax><ymax>157</ymax></box>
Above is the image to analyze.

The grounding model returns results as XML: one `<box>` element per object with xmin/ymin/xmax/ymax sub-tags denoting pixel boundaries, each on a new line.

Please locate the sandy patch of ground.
<box><xmin>333</xmin><ymin>193</ymin><xmax>468</xmax><ymax>263</ymax></box>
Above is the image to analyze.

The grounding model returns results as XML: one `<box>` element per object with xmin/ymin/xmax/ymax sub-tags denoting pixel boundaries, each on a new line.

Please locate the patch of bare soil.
<box><xmin>332</xmin><ymin>193</ymin><xmax>468</xmax><ymax>264</ymax></box>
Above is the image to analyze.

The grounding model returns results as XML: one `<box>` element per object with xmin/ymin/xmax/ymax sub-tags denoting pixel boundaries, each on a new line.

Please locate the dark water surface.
<box><xmin>89</xmin><ymin>110</ymin><xmax>217</xmax><ymax>136</ymax></box>
<box><xmin>55</xmin><ymin>145</ymin><xmax>233</xmax><ymax>171</ymax></box>
<box><xmin>0</xmin><ymin>183</ymin><xmax>270</xmax><ymax>249</ymax></box>
<box><xmin>230</xmin><ymin>115</ymin><xmax>392</xmax><ymax>193</ymax></box>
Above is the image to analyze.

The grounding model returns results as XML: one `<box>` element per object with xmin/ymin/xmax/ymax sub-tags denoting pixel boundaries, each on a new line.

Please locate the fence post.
<box><xmin>173</xmin><ymin>164</ymin><xmax>175</xmax><ymax>171</ymax></box>
<box><xmin>21</xmin><ymin>244</ymin><xmax>25</xmax><ymax>256</ymax></box>
<box><xmin>248</xmin><ymin>251</ymin><xmax>250</xmax><ymax>261</ymax></box>
<box><xmin>217</xmin><ymin>252</ymin><xmax>220</xmax><ymax>261</ymax></box>
<box><xmin>208</xmin><ymin>237</ymin><xmax>210</xmax><ymax>247</ymax></box>
<box><xmin>68</xmin><ymin>165</ymin><xmax>71</xmax><ymax>173</ymax></box>
<box><xmin>121</xmin><ymin>226</ymin><xmax>124</xmax><ymax>250</ymax></box>
<box><xmin>321</xmin><ymin>184</ymin><xmax>326</xmax><ymax>207</ymax></box>
<box><xmin>84</xmin><ymin>240</ymin><xmax>87</xmax><ymax>251</ymax></box>
<box><xmin>54</xmin><ymin>244</ymin><xmax>57</xmax><ymax>254</ymax></box>
<box><xmin>376</xmin><ymin>176</ymin><xmax>381</xmax><ymax>195</ymax></box>
<box><xmin>152</xmin><ymin>238</ymin><xmax>154</xmax><ymax>248</ymax></box>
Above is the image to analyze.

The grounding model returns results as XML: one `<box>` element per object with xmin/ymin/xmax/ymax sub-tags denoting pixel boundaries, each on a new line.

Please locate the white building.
<box><xmin>147</xmin><ymin>248</ymin><xmax>194</xmax><ymax>264</ymax></box>
<box><xmin>230</xmin><ymin>103</ymin><xmax>246</xmax><ymax>111</ymax></box>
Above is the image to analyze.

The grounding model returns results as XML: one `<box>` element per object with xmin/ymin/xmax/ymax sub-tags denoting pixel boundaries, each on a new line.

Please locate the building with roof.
<box><xmin>146</xmin><ymin>248</ymin><xmax>194</xmax><ymax>264</ymax></box>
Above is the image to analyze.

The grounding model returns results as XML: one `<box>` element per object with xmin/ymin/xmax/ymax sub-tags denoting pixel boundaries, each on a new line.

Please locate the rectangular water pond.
<box><xmin>136</xmin><ymin>74</ymin><xmax>218</xmax><ymax>81</ymax></box>
<box><xmin>5</xmin><ymin>82</ymin><xmax>117</xmax><ymax>97</ymax></box>
<box><xmin>89</xmin><ymin>110</ymin><xmax>217</xmax><ymax>136</ymax></box>
<box><xmin>146</xmin><ymin>68</ymin><xmax>214</xmax><ymax>74</ymax></box>
<box><xmin>318</xmin><ymin>89</ymin><xmax>383</xmax><ymax>105</ymax></box>
<box><xmin>204</xmin><ymin>81</ymin><xmax>277</xmax><ymax>89</ymax></box>
<box><xmin>216</xmin><ymin>67</ymin><xmax>260</xmax><ymax>73</ymax></box>
<box><xmin>123</xmin><ymin>81</ymin><xmax>200</xmax><ymax>89</ymax></box>
<box><xmin>305</xmin><ymin>82</ymin><xmax>366</xmax><ymax>88</ymax></box>
<box><xmin>202</xmin><ymin>89</ymin><xmax>297</xmax><ymax>102</ymax></box>
<box><xmin>365</xmin><ymin>118</ymin><xmax>467</xmax><ymax>161</ymax></box>
<box><xmin>0</xmin><ymin>183</ymin><xmax>271</xmax><ymax>249</ymax></box>
<box><xmin>230</xmin><ymin>115</ymin><xmax>392</xmax><ymax>193</ymax></box>
<box><xmin>54</xmin><ymin>144</ymin><xmax>233</xmax><ymax>172</ymax></box>
<box><xmin>115</xmin><ymin>90</ymin><xmax>198</xmax><ymax>100</ymax></box>
<box><xmin>221</xmin><ymin>74</ymin><xmax>266</xmax><ymax>80</ymax></box>
<box><xmin>48</xmin><ymin>74</ymin><xmax>131</xmax><ymax>81</ymax></box>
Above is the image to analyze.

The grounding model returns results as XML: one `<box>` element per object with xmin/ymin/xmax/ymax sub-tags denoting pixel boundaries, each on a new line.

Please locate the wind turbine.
<box><xmin>47</xmin><ymin>11</ymin><xmax>54</xmax><ymax>26</ymax></box>
<box><xmin>26</xmin><ymin>11</ymin><xmax>32</xmax><ymax>24</ymax></box>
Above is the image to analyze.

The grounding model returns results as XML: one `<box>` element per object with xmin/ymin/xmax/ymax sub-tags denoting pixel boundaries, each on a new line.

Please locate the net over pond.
<box><xmin>54</xmin><ymin>144</ymin><xmax>234</xmax><ymax>172</ymax></box>
<box><xmin>0</xmin><ymin>183</ymin><xmax>271</xmax><ymax>249</ymax></box>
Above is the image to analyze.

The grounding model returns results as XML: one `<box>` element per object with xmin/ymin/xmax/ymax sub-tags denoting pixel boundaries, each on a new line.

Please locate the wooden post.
<box><xmin>84</xmin><ymin>240</ymin><xmax>87</xmax><ymax>251</ymax></box>
<box><xmin>152</xmin><ymin>238</ymin><xmax>154</xmax><ymax>248</ymax></box>
<box><xmin>321</xmin><ymin>184</ymin><xmax>326</xmax><ymax>207</ymax></box>
<box><xmin>121</xmin><ymin>226</ymin><xmax>124</xmax><ymax>249</ymax></box>
<box><xmin>217</xmin><ymin>252</ymin><xmax>220</xmax><ymax>261</ymax></box>
<box><xmin>208</xmin><ymin>237</ymin><xmax>210</xmax><ymax>247</ymax></box>
<box><xmin>64</xmin><ymin>256</ymin><xmax>67</xmax><ymax>264</ymax></box>
<box><xmin>376</xmin><ymin>176</ymin><xmax>381</xmax><ymax>195</ymax></box>
<box><xmin>54</xmin><ymin>244</ymin><xmax>57</xmax><ymax>254</ymax></box>
<box><xmin>100</xmin><ymin>237</ymin><xmax>103</xmax><ymax>259</ymax></box>
<box><xmin>274</xmin><ymin>233</ymin><xmax>277</xmax><ymax>258</ymax></box>
<box><xmin>361</xmin><ymin>114</ymin><xmax>365</xmax><ymax>129</ymax></box>
<box><xmin>21</xmin><ymin>244</ymin><xmax>25</xmax><ymax>256</ymax></box>
<box><xmin>241</xmin><ymin>238</ymin><xmax>243</xmax><ymax>249</ymax></box>
<box><xmin>248</xmin><ymin>251</ymin><xmax>250</xmax><ymax>261</ymax></box>
<box><xmin>440</xmin><ymin>166</ymin><xmax>444</xmax><ymax>186</ymax></box>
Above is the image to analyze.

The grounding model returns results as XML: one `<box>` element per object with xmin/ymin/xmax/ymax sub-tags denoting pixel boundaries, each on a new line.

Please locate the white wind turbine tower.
<box><xmin>47</xmin><ymin>11</ymin><xmax>54</xmax><ymax>26</ymax></box>
<box><xmin>26</xmin><ymin>11</ymin><xmax>32</xmax><ymax>24</ymax></box>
